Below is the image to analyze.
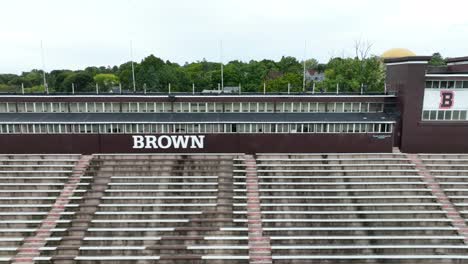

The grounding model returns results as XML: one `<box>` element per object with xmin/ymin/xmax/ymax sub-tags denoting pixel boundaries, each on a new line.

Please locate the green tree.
<box><xmin>277</xmin><ymin>56</ymin><xmax>302</xmax><ymax>74</ymax></box>
<box><xmin>243</xmin><ymin>60</ymin><xmax>270</xmax><ymax>92</ymax></box>
<box><xmin>94</xmin><ymin>73</ymin><xmax>119</xmax><ymax>91</ymax></box>
<box><xmin>137</xmin><ymin>55</ymin><xmax>164</xmax><ymax>90</ymax></box>
<box><xmin>321</xmin><ymin>56</ymin><xmax>384</xmax><ymax>92</ymax></box>
<box><xmin>48</xmin><ymin>70</ymin><xmax>73</xmax><ymax>92</ymax></box>
<box><xmin>7</xmin><ymin>70</ymin><xmax>44</xmax><ymax>88</ymax></box>
<box><xmin>1</xmin><ymin>54</ymin><xmax>334</xmax><ymax>94</ymax></box>
<box><xmin>23</xmin><ymin>70</ymin><xmax>44</xmax><ymax>87</ymax></box>
<box><xmin>223</xmin><ymin>60</ymin><xmax>244</xmax><ymax>87</ymax></box>
<box><xmin>0</xmin><ymin>84</ymin><xmax>15</xmax><ymax>92</ymax></box>
<box><xmin>266</xmin><ymin>73</ymin><xmax>302</xmax><ymax>92</ymax></box>
<box><xmin>429</xmin><ymin>52</ymin><xmax>446</xmax><ymax>66</ymax></box>
<box><xmin>62</xmin><ymin>72</ymin><xmax>94</xmax><ymax>92</ymax></box>
<box><xmin>0</xmin><ymin>74</ymin><xmax>18</xmax><ymax>85</ymax></box>
<box><xmin>316</xmin><ymin>63</ymin><xmax>327</xmax><ymax>72</ymax></box>
<box><xmin>24</xmin><ymin>85</ymin><xmax>47</xmax><ymax>93</ymax></box>
<box><xmin>117</xmin><ymin>62</ymin><xmax>135</xmax><ymax>91</ymax></box>
<box><xmin>184</xmin><ymin>62</ymin><xmax>210</xmax><ymax>91</ymax></box>
<box><xmin>304</xmin><ymin>58</ymin><xmax>319</xmax><ymax>70</ymax></box>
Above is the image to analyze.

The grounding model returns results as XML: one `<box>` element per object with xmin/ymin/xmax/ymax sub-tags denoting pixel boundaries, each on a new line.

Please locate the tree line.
<box><xmin>0</xmin><ymin>52</ymin><xmax>445</xmax><ymax>94</ymax></box>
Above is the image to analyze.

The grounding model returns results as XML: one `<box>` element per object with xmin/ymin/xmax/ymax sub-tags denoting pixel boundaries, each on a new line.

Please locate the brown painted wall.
<box><xmin>386</xmin><ymin>61</ymin><xmax>468</xmax><ymax>153</ymax></box>
<box><xmin>404</xmin><ymin>122</ymin><xmax>468</xmax><ymax>153</ymax></box>
<box><xmin>0</xmin><ymin>133</ymin><xmax>393</xmax><ymax>154</ymax></box>
<box><xmin>448</xmin><ymin>64</ymin><xmax>468</xmax><ymax>72</ymax></box>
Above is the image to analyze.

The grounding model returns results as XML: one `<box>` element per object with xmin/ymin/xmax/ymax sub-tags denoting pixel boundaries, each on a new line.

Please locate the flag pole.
<box><xmin>303</xmin><ymin>40</ymin><xmax>307</xmax><ymax>92</ymax></box>
<box><xmin>131</xmin><ymin>40</ymin><xmax>136</xmax><ymax>92</ymax></box>
<box><xmin>40</xmin><ymin>40</ymin><xmax>48</xmax><ymax>94</ymax></box>
<box><xmin>220</xmin><ymin>40</ymin><xmax>224</xmax><ymax>91</ymax></box>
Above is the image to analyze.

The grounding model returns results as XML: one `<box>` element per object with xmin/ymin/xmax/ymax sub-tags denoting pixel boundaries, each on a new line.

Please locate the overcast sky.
<box><xmin>0</xmin><ymin>0</ymin><xmax>467</xmax><ymax>74</ymax></box>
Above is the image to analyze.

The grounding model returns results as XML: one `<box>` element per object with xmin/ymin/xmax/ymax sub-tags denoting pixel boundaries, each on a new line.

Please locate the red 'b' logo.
<box><xmin>439</xmin><ymin>91</ymin><xmax>454</xmax><ymax>109</ymax></box>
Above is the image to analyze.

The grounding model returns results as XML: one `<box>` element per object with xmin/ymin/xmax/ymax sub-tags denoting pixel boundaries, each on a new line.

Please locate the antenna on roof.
<box><xmin>303</xmin><ymin>40</ymin><xmax>307</xmax><ymax>92</ymax></box>
<box><xmin>40</xmin><ymin>40</ymin><xmax>48</xmax><ymax>94</ymax></box>
<box><xmin>130</xmin><ymin>40</ymin><xmax>136</xmax><ymax>93</ymax></box>
<box><xmin>220</xmin><ymin>40</ymin><xmax>224</xmax><ymax>91</ymax></box>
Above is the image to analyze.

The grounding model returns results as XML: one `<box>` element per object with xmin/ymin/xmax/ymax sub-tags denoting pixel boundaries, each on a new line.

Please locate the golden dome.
<box><xmin>381</xmin><ymin>48</ymin><xmax>416</xmax><ymax>58</ymax></box>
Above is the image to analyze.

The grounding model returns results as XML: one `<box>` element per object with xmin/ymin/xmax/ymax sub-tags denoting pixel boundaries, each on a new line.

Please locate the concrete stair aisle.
<box><xmin>407</xmin><ymin>154</ymin><xmax>468</xmax><ymax>245</ymax></box>
<box><xmin>146</xmin><ymin>156</ymin><xmax>241</xmax><ymax>259</ymax></box>
<box><xmin>63</xmin><ymin>154</ymin><xmax>249</xmax><ymax>263</ymax></box>
<box><xmin>11</xmin><ymin>155</ymin><xmax>93</xmax><ymax>264</ymax></box>
<box><xmin>51</xmin><ymin>156</ymin><xmax>112</xmax><ymax>264</ymax></box>
<box><xmin>244</xmin><ymin>154</ymin><xmax>272</xmax><ymax>264</ymax></box>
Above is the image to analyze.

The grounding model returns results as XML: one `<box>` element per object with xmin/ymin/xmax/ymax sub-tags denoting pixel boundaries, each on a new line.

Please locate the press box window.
<box><xmin>437</xmin><ymin>111</ymin><xmax>444</xmax><ymax>120</ymax></box>
<box><xmin>422</xmin><ymin>111</ymin><xmax>430</xmax><ymax>120</ymax></box>
<box><xmin>444</xmin><ymin>111</ymin><xmax>452</xmax><ymax>120</ymax></box>
<box><xmin>440</xmin><ymin>81</ymin><xmax>447</xmax><ymax>89</ymax></box>
<box><xmin>461</xmin><ymin>111</ymin><xmax>467</xmax><ymax>120</ymax></box>
<box><xmin>448</xmin><ymin>81</ymin><xmax>455</xmax><ymax>89</ymax></box>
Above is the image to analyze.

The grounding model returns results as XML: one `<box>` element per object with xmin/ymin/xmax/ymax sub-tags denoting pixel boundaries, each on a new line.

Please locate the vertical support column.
<box><xmin>11</xmin><ymin>155</ymin><xmax>93</xmax><ymax>264</ymax></box>
<box><xmin>244</xmin><ymin>154</ymin><xmax>272</xmax><ymax>264</ymax></box>
<box><xmin>407</xmin><ymin>154</ymin><xmax>468</xmax><ymax>244</ymax></box>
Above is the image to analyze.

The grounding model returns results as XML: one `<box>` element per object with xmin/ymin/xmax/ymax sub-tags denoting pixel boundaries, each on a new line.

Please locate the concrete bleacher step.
<box><xmin>0</xmin><ymin>154</ymin><xmax>81</xmax><ymax>160</ymax></box>
<box><xmin>0</xmin><ymin>154</ymin><xmax>81</xmax><ymax>258</ymax></box>
<box><xmin>255</xmin><ymin>164</ymin><xmax>416</xmax><ymax>170</ymax></box>
<box><xmin>407</xmin><ymin>154</ymin><xmax>468</xmax><ymax>245</ymax></box>
<box><xmin>41</xmin><ymin>154</ymin><xmax>249</xmax><ymax>263</ymax></box>
<box><xmin>2</xmin><ymin>153</ymin><xmax>466</xmax><ymax>263</ymax></box>
<box><xmin>257</xmin><ymin>153</ymin><xmax>407</xmax><ymax>159</ymax></box>
<box><xmin>255</xmin><ymin>158</ymin><xmax>413</xmax><ymax>165</ymax></box>
<box><xmin>251</xmin><ymin>153</ymin><xmax>468</xmax><ymax>263</ymax></box>
<box><xmin>9</xmin><ymin>155</ymin><xmax>89</xmax><ymax>264</ymax></box>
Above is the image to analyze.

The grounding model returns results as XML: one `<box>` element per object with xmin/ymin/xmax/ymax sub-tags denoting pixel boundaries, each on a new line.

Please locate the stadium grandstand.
<box><xmin>0</xmin><ymin>53</ymin><xmax>467</xmax><ymax>263</ymax></box>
